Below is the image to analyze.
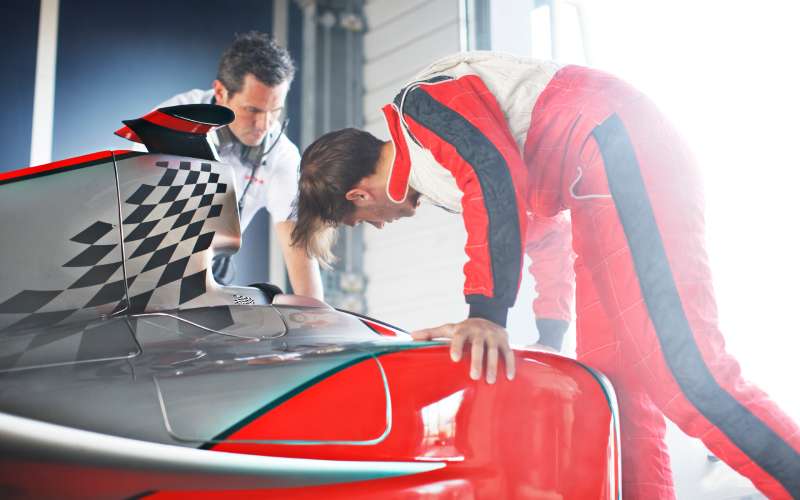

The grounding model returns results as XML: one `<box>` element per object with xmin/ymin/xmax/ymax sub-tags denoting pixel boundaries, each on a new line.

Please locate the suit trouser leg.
<box><xmin>567</xmin><ymin>99</ymin><xmax>800</xmax><ymax>499</ymax></box>
<box><xmin>574</xmin><ymin>256</ymin><xmax>676</xmax><ymax>499</ymax></box>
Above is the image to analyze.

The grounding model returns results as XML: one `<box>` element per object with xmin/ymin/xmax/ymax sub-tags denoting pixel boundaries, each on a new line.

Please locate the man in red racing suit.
<box><xmin>291</xmin><ymin>52</ymin><xmax>800</xmax><ymax>499</ymax></box>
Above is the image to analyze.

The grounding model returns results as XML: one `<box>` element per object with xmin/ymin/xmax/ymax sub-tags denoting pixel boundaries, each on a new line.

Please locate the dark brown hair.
<box><xmin>217</xmin><ymin>31</ymin><xmax>295</xmax><ymax>94</ymax></box>
<box><xmin>291</xmin><ymin>128</ymin><xmax>385</xmax><ymax>265</ymax></box>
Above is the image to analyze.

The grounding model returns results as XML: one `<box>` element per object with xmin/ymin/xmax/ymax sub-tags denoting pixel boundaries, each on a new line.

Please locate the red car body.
<box><xmin>0</xmin><ymin>105</ymin><xmax>620</xmax><ymax>499</ymax></box>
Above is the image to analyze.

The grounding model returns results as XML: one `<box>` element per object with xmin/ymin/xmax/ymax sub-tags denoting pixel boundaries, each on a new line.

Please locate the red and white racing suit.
<box><xmin>380</xmin><ymin>52</ymin><xmax>800</xmax><ymax>499</ymax></box>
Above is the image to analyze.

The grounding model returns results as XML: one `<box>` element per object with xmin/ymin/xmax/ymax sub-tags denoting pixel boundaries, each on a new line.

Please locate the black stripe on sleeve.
<box><xmin>401</xmin><ymin>86</ymin><xmax>522</xmax><ymax>322</ymax></box>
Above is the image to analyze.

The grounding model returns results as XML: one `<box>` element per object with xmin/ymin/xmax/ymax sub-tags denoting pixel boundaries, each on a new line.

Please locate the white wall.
<box><xmin>361</xmin><ymin>0</ymin><xmax>469</xmax><ymax>332</ymax></box>
<box><xmin>360</xmin><ymin>0</ymin><xmax>544</xmax><ymax>345</ymax></box>
<box><xmin>361</xmin><ymin>0</ymin><xmax>545</xmax><ymax>346</ymax></box>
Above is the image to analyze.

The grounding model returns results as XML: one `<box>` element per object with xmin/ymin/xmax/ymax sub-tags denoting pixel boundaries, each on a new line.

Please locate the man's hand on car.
<box><xmin>411</xmin><ymin>318</ymin><xmax>515</xmax><ymax>384</ymax></box>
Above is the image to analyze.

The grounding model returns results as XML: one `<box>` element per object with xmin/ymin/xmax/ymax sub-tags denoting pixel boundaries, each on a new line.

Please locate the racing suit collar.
<box><xmin>381</xmin><ymin>103</ymin><xmax>411</xmax><ymax>204</ymax></box>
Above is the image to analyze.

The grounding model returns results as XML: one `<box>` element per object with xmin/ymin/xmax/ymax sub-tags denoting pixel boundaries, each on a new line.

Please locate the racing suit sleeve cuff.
<box><xmin>536</xmin><ymin>318</ymin><xmax>569</xmax><ymax>351</ymax></box>
<box><xmin>468</xmin><ymin>300</ymin><xmax>509</xmax><ymax>328</ymax></box>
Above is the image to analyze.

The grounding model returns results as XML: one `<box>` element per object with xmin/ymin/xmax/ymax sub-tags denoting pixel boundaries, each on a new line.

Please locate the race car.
<box><xmin>0</xmin><ymin>104</ymin><xmax>620</xmax><ymax>499</ymax></box>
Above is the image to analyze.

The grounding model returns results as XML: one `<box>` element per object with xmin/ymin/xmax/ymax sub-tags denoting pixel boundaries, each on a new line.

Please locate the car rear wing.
<box><xmin>115</xmin><ymin>104</ymin><xmax>234</xmax><ymax>161</ymax></box>
<box><xmin>0</xmin><ymin>106</ymin><xmax>275</xmax><ymax>334</ymax></box>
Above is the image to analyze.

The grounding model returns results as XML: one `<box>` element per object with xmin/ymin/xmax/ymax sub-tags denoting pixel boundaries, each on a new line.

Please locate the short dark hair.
<box><xmin>291</xmin><ymin>128</ymin><xmax>385</xmax><ymax>265</ymax></box>
<box><xmin>217</xmin><ymin>31</ymin><xmax>295</xmax><ymax>94</ymax></box>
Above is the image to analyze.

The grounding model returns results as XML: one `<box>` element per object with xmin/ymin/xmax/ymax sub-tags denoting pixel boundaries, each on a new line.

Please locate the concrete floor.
<box><xmin>667</xmin><ymin>422</ymin><xmax>763</xmax><ymax>499</ymax></box>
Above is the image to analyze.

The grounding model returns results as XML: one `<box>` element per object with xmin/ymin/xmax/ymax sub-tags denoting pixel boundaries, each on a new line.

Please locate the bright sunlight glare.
<box><xmin>549</xmin><ymin>0</ymin><xmax>800</xmax><ymax>418</ymax></box>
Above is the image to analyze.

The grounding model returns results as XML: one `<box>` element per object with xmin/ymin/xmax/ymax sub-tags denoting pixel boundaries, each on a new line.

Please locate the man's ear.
<box><xmin>345</xmin><ymin>188</ymin><xmax>372</xmax><ymax>206</ymax></box>
<box><xmin>212</xmin><ymin>80</ymin><xmax>228</xmax><ymax>104</ymax></box>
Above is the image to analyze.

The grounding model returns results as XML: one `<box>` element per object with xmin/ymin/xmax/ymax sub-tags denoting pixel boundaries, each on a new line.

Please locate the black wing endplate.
<box><xmin>115</xmin><ymin>104</ymin><xmax>234</xmax><ymax>161</ymax></box>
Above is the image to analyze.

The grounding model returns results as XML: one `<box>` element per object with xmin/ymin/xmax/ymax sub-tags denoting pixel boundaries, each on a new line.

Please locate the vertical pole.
<box><xmin>320</xmin><ymin>10</ymin><xmax>334</xmax><ymax>134</ymax></box>
<box><xmin>270</xmin><ymin>0</ymin><xmax>291</xmax><ymax>291</ymax></box>
<box><xmin>344</xmin><ymin>1</ymin><xmax>355</xmax><ymax>273</ymax></box>
<box><xmin>299</xmin><ymin>0</ymin><xmax>317</xmax><ymax>150</ymax></box>
<box><xmin>30</xmin><ymin>0</ymin><xmax>60</xmax><ymax>166</ymax></box>
<box><xmin>273</xmin><ymin>0</ymin><xmax>289</xmax><ymax>46</ymax></box>
<box><xmin>458</xmin><ymin>0</ymin><xmax>471</xmax><ymax>51</ymax></box>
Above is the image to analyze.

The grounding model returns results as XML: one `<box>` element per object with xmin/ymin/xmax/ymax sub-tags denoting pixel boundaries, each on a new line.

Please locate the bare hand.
<box><xmin>411</xmin><ymin>318</ymin><xmax>515</xmax><ymax>384</ymax></box>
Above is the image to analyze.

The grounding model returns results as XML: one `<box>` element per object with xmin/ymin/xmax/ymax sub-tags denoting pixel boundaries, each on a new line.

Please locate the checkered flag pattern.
<box><xmin>0</xmin><ymin>160</ymin><xmax>229</xmax><ymax>332</ymax></box>
<box><xmin>120</xmin><ymin>160</ymin><xmax>227</xmax><ymax>313</ymax></box>
<box><xmin>0</xmin><ymin>218</ymin><xmax>126</xmax><ymax>332</ymax></box>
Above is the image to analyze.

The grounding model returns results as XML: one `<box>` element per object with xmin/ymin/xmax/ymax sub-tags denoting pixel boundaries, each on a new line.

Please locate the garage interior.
<box><xmin>2</xmin><ymin>0</ymin><xmax>799</xmax><ymax>498</ymax></box>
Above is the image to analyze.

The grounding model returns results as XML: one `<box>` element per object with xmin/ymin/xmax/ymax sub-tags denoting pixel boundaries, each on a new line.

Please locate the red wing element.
<box><xmin>114</xmin><ymin>125</ymin><xmax>142</xmax><ymax>143</ymax></box>
<box><xmin>0</xmin><ymin>150</ymin><xmax>138</xmax><ymax>185</ymax></box>
<box><xmin>115</xmin><ymin>104</ymin><xmax>234</xmax><ymax>161</ymax></box>
<box><xmin>361</xmin><ymin>319</ymin><xmax>398</xmax><ymax>337</ymax></box>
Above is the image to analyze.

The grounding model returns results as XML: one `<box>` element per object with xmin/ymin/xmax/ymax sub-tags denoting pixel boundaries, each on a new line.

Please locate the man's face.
<box><xmin>214</xmin><ymin>74</ymin><xmax>289</xmax><ymax>146</ymax></box>
<box><xmin>342</xmin><ymin>191</ymin><xmax>421</xmax><ymax>229</ymax></box>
